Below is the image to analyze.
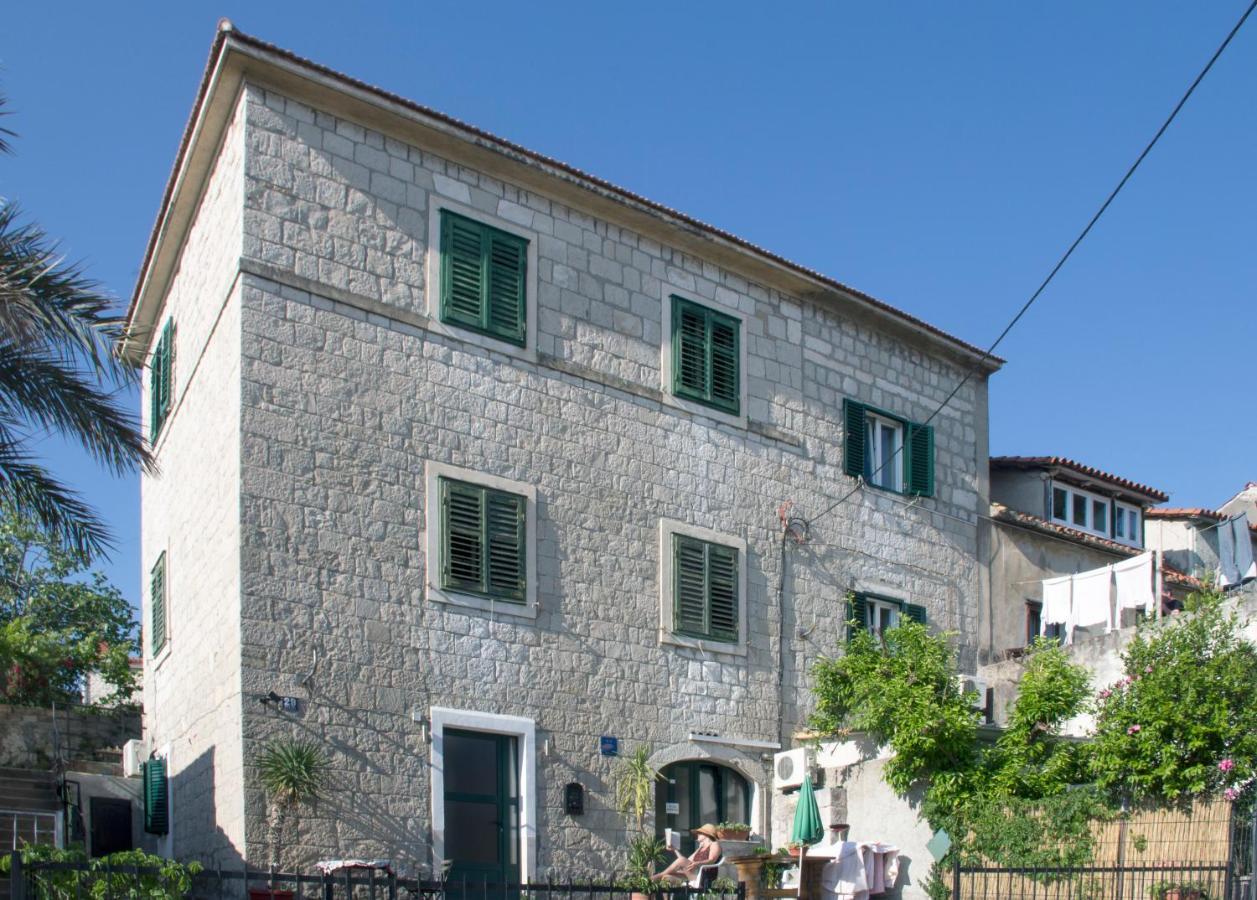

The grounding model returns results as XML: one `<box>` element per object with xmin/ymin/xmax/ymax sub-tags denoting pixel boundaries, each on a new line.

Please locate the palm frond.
<box><xmin>257</xmin><ymin>738</ymin><xmax>330</xmax><ymax>806</ymax></box>
<box><xmin>0</xmin><ymin>438</ymin><xmax>111</xmax><ymax>558</ymax></box>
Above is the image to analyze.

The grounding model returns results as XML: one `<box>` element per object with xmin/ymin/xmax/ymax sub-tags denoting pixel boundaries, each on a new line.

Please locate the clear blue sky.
<box><xmin>4</xmin><ymin>2</ymin><xmax>1255</xmax><ymax>608</ymax></box>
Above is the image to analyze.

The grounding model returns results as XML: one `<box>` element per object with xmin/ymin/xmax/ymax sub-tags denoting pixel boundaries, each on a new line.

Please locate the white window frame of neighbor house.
<box><xmin>1050</xmin><ymin>481</ymin><xmax>1113</xmax><ymax>540</ymax></box>
<box><xmin>864</xmin><ymin>412</ymin><xmax>905</xmax><ymax>492</ymax></box>
<box><xmin>1114</xmin><ymin>502</ymin><xmax>1142</xmax><ymax>547</ymax></box>
<box><xmin>658</xmin><ymin>519</ymin><xmax>748</xmax><ymax>656</ymax></box>
<box><xmin>424</xmin><ymin>196</ymin><xmax>540</xmax><ymax>361</ymax></box>
<box><xmin>423</xmin><ymin>461</ymin><xmax>539</xmax><ymax>619</ymax></box>
<box><xmin>659</xmin><ymin>281</ymin><xmax>750</xmax><ymax>430</ymax></box>
<box><xmin>865</xmin><ymin>595</ymin><xmax>901</xmax><ymax>638</ymax></box>
<box><xmin>429</xmin><ymin>707</ymin><xmax>537</xmax><ymax>882</ymax></box>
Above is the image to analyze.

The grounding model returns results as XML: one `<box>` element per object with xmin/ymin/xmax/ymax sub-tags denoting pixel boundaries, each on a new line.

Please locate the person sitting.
<box><xmin>651</xmin><ymin>824</ymin><xmax>722</xmax><ymax>885</ymax></box>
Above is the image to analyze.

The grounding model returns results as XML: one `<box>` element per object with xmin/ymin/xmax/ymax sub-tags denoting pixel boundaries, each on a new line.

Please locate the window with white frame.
<box><xmin>1114</xmin><ymin>503</ymin><xmax>1142</xmax><ymax>547</ymax></box>
<box><xmin>1050</xmin><ymin>483</ymin><xmax>1113</xmax><ymax>539</ymax></box>
<box><xmin>864</xmin><ymin>413</ymin><xmax>904</xmax><ymax>492</ymax></box>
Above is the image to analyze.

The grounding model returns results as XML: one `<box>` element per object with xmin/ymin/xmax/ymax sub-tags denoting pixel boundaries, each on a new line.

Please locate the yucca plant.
<box><xmin>257</xmin><ymin>737</ymin><xmax>329</xmax><ymax>867</ymax></box>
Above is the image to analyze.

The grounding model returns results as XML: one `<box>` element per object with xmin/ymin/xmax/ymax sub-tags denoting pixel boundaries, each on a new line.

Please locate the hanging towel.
<box><xmin>1218</xmin><ymin>518</ymin><xmax>1241</xmax><ymax>586</ymax></box>
<box><xmin>1072</xmin><ymin>566</ymin><xmax>1113</xmax><ymax>632</ymax></box>
<box><xmin>859</xmin><ymin>843</ymin><xmax>899</xmax><ymax>895</ymax></box>
<box><xmin>1231</xmin><ymin>514</ymin><xmax>1256</xmax><ymax>583</ymax></box>
<box><xmin>1113</xmin><ymin>552</ymin><xmax>1155</xmax><ymax>611</ymax></box>
<box><xmin>1041</xmin><ymin>575</ymin><xmax>1072</xmax><ymax>627</ymax></box>
<box><xmin>819</xmin><ymin>842</ymin><xmax>869</xmax><ymax>900</ymax></box>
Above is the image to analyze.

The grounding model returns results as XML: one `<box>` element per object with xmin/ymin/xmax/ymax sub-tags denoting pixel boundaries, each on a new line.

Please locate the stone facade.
<box><xmin>134</xmin><ymin>32</ymin><xmax>995</xmax><ymax>891</ymax></box>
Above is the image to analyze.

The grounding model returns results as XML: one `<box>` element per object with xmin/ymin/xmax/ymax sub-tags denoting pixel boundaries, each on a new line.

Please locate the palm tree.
<box><xmin>0</xmin><ymin>93</ymin><xmax>152</xmax><ymax>559</ymax></box>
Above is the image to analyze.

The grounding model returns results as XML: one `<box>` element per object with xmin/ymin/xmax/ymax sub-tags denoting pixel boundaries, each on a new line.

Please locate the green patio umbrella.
<box><xmin>790</xmin><ymin>777</ymin><xmax>824</xmax><ymax>900</ymax></box>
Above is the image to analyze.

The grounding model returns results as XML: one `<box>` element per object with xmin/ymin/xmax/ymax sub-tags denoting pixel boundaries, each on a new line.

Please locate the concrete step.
<box><xmin>0</xmin><ymin>767</ymin><xmax>60</xmax><ymax>812</ymax></box>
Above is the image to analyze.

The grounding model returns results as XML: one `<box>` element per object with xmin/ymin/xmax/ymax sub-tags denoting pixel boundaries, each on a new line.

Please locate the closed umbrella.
<box><xmin>790</xmin><ymin>778</ymin><xmax>823</xmax><ymax>900</ymax></box>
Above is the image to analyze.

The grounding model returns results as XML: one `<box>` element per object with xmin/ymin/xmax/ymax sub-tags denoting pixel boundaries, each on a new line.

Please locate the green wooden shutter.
<box><xmin>843</xmin><ymin>400</ymin><xmax>867</xmax><ymax>477</ymax></box>
<box><xmin>143</xmin><ymin>758</ymin><xmax>169</xmax><ymax>834</ymax></box>
<box><xmin>441</xmin><ymin>479</ymin><xmax>485</xmax><ymax>593</ymax></box>
<box><xmin>708</xmin><ymin>313</ymin><xmax>740</xmax><ymax>414</ymax></box>
<box><xmin>848</xmin><ymin>593</ymin><xmax>869</xmax><ymax>638</ymax></box>
<box><xmin>907</xmin><ymin>422</ymin><xmax>935</xmax><ymax>497</ymax></box>
<box><xmin>706</xmin><ymin>543</ymin><xmax>739</xmax><ymax>641</ymax></box>
<box><xmin>150</xmin><ymin>552</ymin><xmax>167</xmax><ymax>655</ymax></box>
<box><xmin>904</xmin><ymin>603</ymin><xmax>928</xmax><ymax>626</ymax></box>
<box><xmin>440</xmin><ymin>211</ymin><xmax>528</xmax><ymax>346</ymax></box>
<box><xmin>673</xmin><ymin>297</ymin><xmax>708</xmax><ymax>400</ymax></box>
<box><xmin>150</xmin><ymin>320</ymin><xmax>174</xmax><ymax>442</ymax></box>
<box><xmin>486</xmin><ymin>231</ymin><xmax>527</xmax><ymax>346</ymax></box>
<box><xmin>485</xmin><ymin>489</ymin><xmax>526</xmax><ymax>602</ymax></box>
<box><xmin>674</xmin><ymin>535</ymin><xmax>708</xmax><ymax>636</ymax></box>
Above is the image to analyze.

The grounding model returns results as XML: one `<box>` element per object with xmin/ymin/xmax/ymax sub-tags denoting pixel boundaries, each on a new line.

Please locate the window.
<box><xmin>655</xmin><ymin>761</ymin><xmax>750</xmax><ymax>855</ymax></box>
<box><xmin>843</xmin><ymin>400</ymin><xmax>934</xmax><ymax>496</ymax></box>
<box><xmin>672</xmin><ymin>533</ymin><xmax>739</xmax><ymax>643</ymax></box>
<box><xmin>150</xmin><ymin>552</ymin><xmax>167</xmax><ymax>656</ymax></box>
<box><xmin>1025</xmin><ymin>601</ymin><xmax>1042</xmax><ymax>644</ymax></box>
<box><xmin>149</xmin><ymin>320</ymin><xmax>174</xmax><ymax>442</ymax></box>
<box><xmin>1114</xmin><ymin>503</ymin><xmax>1142</xmax><ymax>547</ymax></box>
<box><xmin>1049</xmin><ymin>482</ymin><xmax>1113</xmax><ymax>539</ymax></box>
<box><xmin>439</xmin><ymin>477</ymin><xmax>526</xmax><ymax>603</ymax></box>
<box><xmin>849</xmin><ymin>592</ymin><xmax>926</xmax><ymax>639</ymax></box>
<box><xmin>670</xmin><ymin>295</ymin><xmax>741</xmax><ymax>415</ymax></box>
<box><xmin>439</xmin><ymin>210</ymin><xmax>528</xmax><ymax>346</ymax></box>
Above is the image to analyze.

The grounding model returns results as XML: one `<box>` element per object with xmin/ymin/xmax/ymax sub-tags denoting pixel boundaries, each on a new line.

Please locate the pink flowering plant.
<box><xmin>1089</xmin><ymin>588</ymin><xmax>1257</xmax><ymax>803</ymax></box>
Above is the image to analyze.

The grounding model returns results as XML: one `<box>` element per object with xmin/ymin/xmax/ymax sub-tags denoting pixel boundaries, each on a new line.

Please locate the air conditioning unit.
<box><xmin>122</xmin><ymin>739</ymin><xmax>146</xmax><ymax>778</ymax></box>
<box><xmin>773</xmin><ymin>748</ymin><xmax>815</xmax><ymax>791</ymax></box>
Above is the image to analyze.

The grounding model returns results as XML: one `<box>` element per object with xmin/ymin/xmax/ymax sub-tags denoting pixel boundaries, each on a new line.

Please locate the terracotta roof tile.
<box><xmin>991</xmin><ymin>456</ymin><xmax>1169</xmax><ymax>502</ymax></box>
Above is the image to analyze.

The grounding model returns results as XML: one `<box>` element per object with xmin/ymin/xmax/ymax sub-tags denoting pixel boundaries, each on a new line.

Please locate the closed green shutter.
<box><xmin>671</xmin><ymin>296</ymin><xmax>740</xmax><ymax>415</ymax></box>
<box><xmin>440</xmin><ymin>211</ymin><xmax>527</xmax><ymax>346</ymax></box>
<box><xmin>904</xmin><ymin>603</ymin><xmax>928</xmax><ymax>626</ymax></box>
<box><xmin>143</xmin><ymin>758</ymin><xmax>169</xmax><ymax>835</ymax></box>
<box><xmin>150</xmin><ymin>552</ymin><xmax>167</xmax><ymax>655</ymax></box>
<box><xmin>150</xmin><ymin>320</ymin><xmax>174</xmax><ymax>442</ymax></box>
<box><xmin>848</xmin><ymin>593</ymin><xmax>869</xmax><ymax>639</ymax></box>
<box><xmin>439</xmin><ymin>477</ymin><xmax>526</xmax><ymax>603</ymax></box>
<box><xmin>672</xmin><ymin>534</ymin><xmax>739</xmax><ymax>643</ymax></box>
<box><xmin>907</xmin><ymin>422</ymin><xmax>935</xmax><ymax>497</ymax></box>
<box><xmin>843</xmin><ymin>400</ymin><xmax>867</xmax><ymax>478</ymax></box>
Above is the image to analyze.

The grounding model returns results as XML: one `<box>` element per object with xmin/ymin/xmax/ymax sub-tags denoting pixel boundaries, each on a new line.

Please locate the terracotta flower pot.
<box><xmin>717</xmin><ymin>828</ymin><xmax>751</xmax><ymax>841</ymax></box>
<box><xmin>248</xmin><ymin>889</ymin><xmax>294</xmax><ymax>900</ymax></box>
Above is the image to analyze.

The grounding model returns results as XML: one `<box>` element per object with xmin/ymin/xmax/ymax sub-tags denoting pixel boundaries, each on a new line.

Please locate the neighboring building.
<box><xmin>81</xmin><ymin>657</ymin><xmax>143</xmax><ymax>707</ymax></box>
<box><xmin>124</xmin><ymin>23</ymin><xmax>999</xmax><ymax>887</ymax></box>
<box><xmin>977</xmin><ymin>456</ymin><xmax>1197</xmax><ymax>664</ymax></box>
<box><xmin>1144</xmin><ymin>504</ymin><xmax>1257</xmax><ymax>589</ymax></box>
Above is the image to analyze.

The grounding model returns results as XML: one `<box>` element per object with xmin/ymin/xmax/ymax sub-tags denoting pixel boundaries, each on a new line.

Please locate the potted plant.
<box><xmin>615</xmin><ymin>746</ymin><xmax>666</xmax><ymax>898</ymax></box>
<box><xmin>1149</xmin><ymin>882</ymin><xmax>1210</xmax><ymax>900</ymax></box>
<box><xmin>783</xmin><ymin>841</ymin><xmax>805</xmax><ymax>859</ymax></box>
<box><xmin>708</xmin><ymin>876</ymin><xmax>738</xmax><ymax>895</ymax></box>
<box><xmin>254</xmin><ymin>735</ymin><xmax>329</xmax><ymax>896</ymax></box>
<box><xmin>716</xmin><ymin>821</ymin><xmax>751</xmax><ymax>841</ymax></box>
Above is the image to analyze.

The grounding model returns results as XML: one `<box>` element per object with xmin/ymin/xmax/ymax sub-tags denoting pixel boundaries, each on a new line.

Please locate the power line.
<box><xmin>803</xmin><ymin>0</ymin><xmax>1257</xmax><ymax>532</ymax></box>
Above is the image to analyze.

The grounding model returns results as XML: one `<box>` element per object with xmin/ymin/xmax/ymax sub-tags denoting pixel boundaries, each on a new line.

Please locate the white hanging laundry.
<box><xmin>1113</xmin><ymin>552</ymin><xmax>1155</xmax><ymax>611</ymax></box>
<box><xmin>1072</xmin><ymin>566</ymin><xmax>1113</xmax><ymax>632</ymax></box>
<box><xmin>819</xmin><ymin>841</ymin><xmax>869</xmax><ymax>900</ymax></box>
<box><xmin>1231</xmin><ymin>514</ymin><xmax>1256</xmax><ymax>582</ymax></box>
<box><xmin>1218</xmin><ymin>518</ymin><xmax>1241</xmax><ymax>586</ymax></box>
<box><xmin>860</xmin><ymin>842</ymin><xmax>899</xmax><ymax>895</ymax></box>
<box><xmin>1041</xmin><ymin>575</ymin><xmax>1072</xmax><ymax>627</ymax></box>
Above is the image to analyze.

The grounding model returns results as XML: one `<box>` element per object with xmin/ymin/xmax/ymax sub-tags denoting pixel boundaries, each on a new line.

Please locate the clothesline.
<box><xmin>1040</xmin><ymin>551</ymin><xmax>1162</xmax><ymax>643</ymax></box>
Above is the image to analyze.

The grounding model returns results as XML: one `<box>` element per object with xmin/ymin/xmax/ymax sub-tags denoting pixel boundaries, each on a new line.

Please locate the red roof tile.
<box><xmin>991</xmin><ymin>456</ymin><xmax>1169</xmax><ymax>502</ymax></box>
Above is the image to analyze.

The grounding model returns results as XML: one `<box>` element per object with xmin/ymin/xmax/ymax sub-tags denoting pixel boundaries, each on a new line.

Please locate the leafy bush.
<box><xmin>0</xmin><ymin>844</ymin><xmax>203</xmax><ymax>900</ymax></box>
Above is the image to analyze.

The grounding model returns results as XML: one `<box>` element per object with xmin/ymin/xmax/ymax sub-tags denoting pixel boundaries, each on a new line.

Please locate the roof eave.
<box><xmin>124</xmin><ymin>25</ymin><xmax>1004</xmax><ymax>374</ymax></box>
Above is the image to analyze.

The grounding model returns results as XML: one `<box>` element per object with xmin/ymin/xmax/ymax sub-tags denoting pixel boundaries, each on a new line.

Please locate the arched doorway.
<box><xmin>654</xmin><ymin>761</ymin><xmax>750</xmax><ymax>854</ymax></box>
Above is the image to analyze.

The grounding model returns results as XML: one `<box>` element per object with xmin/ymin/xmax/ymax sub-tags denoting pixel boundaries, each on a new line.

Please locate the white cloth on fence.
<box><xmin>819</xmin><ymin>842</ymin><xmax>869</xmax><ymax>900</ymax></box>
<box><xmin>1231</xmin><ymin>513</ymin><xmax>1256</xmax><ymax>583</ymax></box>
<box><xmin>1071</xmin><ymin>565</ymin><xmax>1113</xmax><ymax>632</ymax></box>
<box><xmin>860</xmin><ymin>842</ymin><xmax>899</xmax><ymax>895</ymax></box>
<box><xmin>1113</xmin><ymin>552</ymin><xmax>1155</xmax><ymax>611</ymax></box>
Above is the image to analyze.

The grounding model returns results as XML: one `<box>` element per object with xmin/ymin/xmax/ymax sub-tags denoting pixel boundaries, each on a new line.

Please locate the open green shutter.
<box><xmin>441</xmin><ymin>479</ymin><xmax>485</xmax><ymax>593</ymax></box>
<box><xmin>673</xmin><ymin>297</ymin><xmax>708</xmax><ymax>399</ymax></box>
<box><xmin>143</xmin><ymin>759</ymin><xmax>169</xmax><ymax>834</ymax></box>
<box><xmin>843</xmin><ymin>400</ymin><xmax>867</xmax><ymax>477</ymax></box>
<box><xmin>150</xmin><ymin>553</ymin><xmax>167</xmax><ymax>655</ymax></box>
<box><xmin>907</xmin><ymin>423</ymin><xmax>935</xmax><ymax>497</ymax></box>
<box><xmin>674</xmin><ymin>535</ymin><xmax>708</xmax><ymax>635</ymax></box>
<box><xmin>706</xmin><ymin>544</ymin><xmax>739</xmax><ymax>641</ymax></box>
<box><xmin>848</xmin><ymin>593</ymin><xmax>869</xmax><ymax>639</ymax></box>
<box><xmin>441</xmin><ymin>211</ymin><xmax>487</xmax><ymax>330</ymax></box>
<box><xmin>485</xmin><ymin>489</ymin><xmax>526</xmax><ymax>602</ymax></box>
<box><xmin>486</xmin><ymin>231</ymin><xmax>527</xmax><ymax>346</ymax></box>
<box><xmin>904</xmin><ymin>603</ymin><xmax>928</xmax><ymax>626</ymax></box>
<box><xmin>150</xmin><ymin>321</ymin><xmax>173</xmax><ymax>442</ymax></box>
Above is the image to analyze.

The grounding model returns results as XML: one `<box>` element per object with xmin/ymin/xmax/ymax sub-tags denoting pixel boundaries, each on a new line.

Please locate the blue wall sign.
<box><xmin>600</xmin><ymin>736</ymin><xmax>619</xmax><ymax>757</ymax></box>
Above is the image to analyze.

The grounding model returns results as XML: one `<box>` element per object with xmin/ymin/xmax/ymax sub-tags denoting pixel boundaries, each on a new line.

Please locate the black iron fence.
<box><xmin>5</xmin><ymin>855</ymin><xmax>747</xmax><ymax>900</ymax></box>
<box><xmin>953</xmin><ymin>859</ymin><xmax>1243</xmax><ymax>899</ymax></box>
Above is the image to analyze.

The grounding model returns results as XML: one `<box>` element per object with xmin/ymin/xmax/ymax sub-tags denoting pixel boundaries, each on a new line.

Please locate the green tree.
<box><xmin>0</xmin><ymin>93</ymin><xmax>152</xmax><ymax>559</ymax></box>
<box><xmin>0</xmin><ymin>508</ymin><xmax>137</xmax><ymax>705</ymax></box>
<box><xmin>1090</xmin><ymin>587</ymin><xmax>1257</xmax><ymax>804</ymax></box>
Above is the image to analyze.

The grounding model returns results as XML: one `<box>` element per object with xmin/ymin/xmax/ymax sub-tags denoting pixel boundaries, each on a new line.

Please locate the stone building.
<box><xmin>124</xmin><ymin>24</ymin><xmax>999</xmax><ymax>885</ymax></box>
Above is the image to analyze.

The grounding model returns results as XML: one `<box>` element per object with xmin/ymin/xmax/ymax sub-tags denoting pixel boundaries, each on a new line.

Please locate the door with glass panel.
<box><xmin>655</xmin><ymin>761</ymin><xmax>750</xmax><ymax>854</ymax></box>
<box><xmin>443</xmin><ymin>729</ymin><xmax>520</xmax><ymax>888</ymax></box>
